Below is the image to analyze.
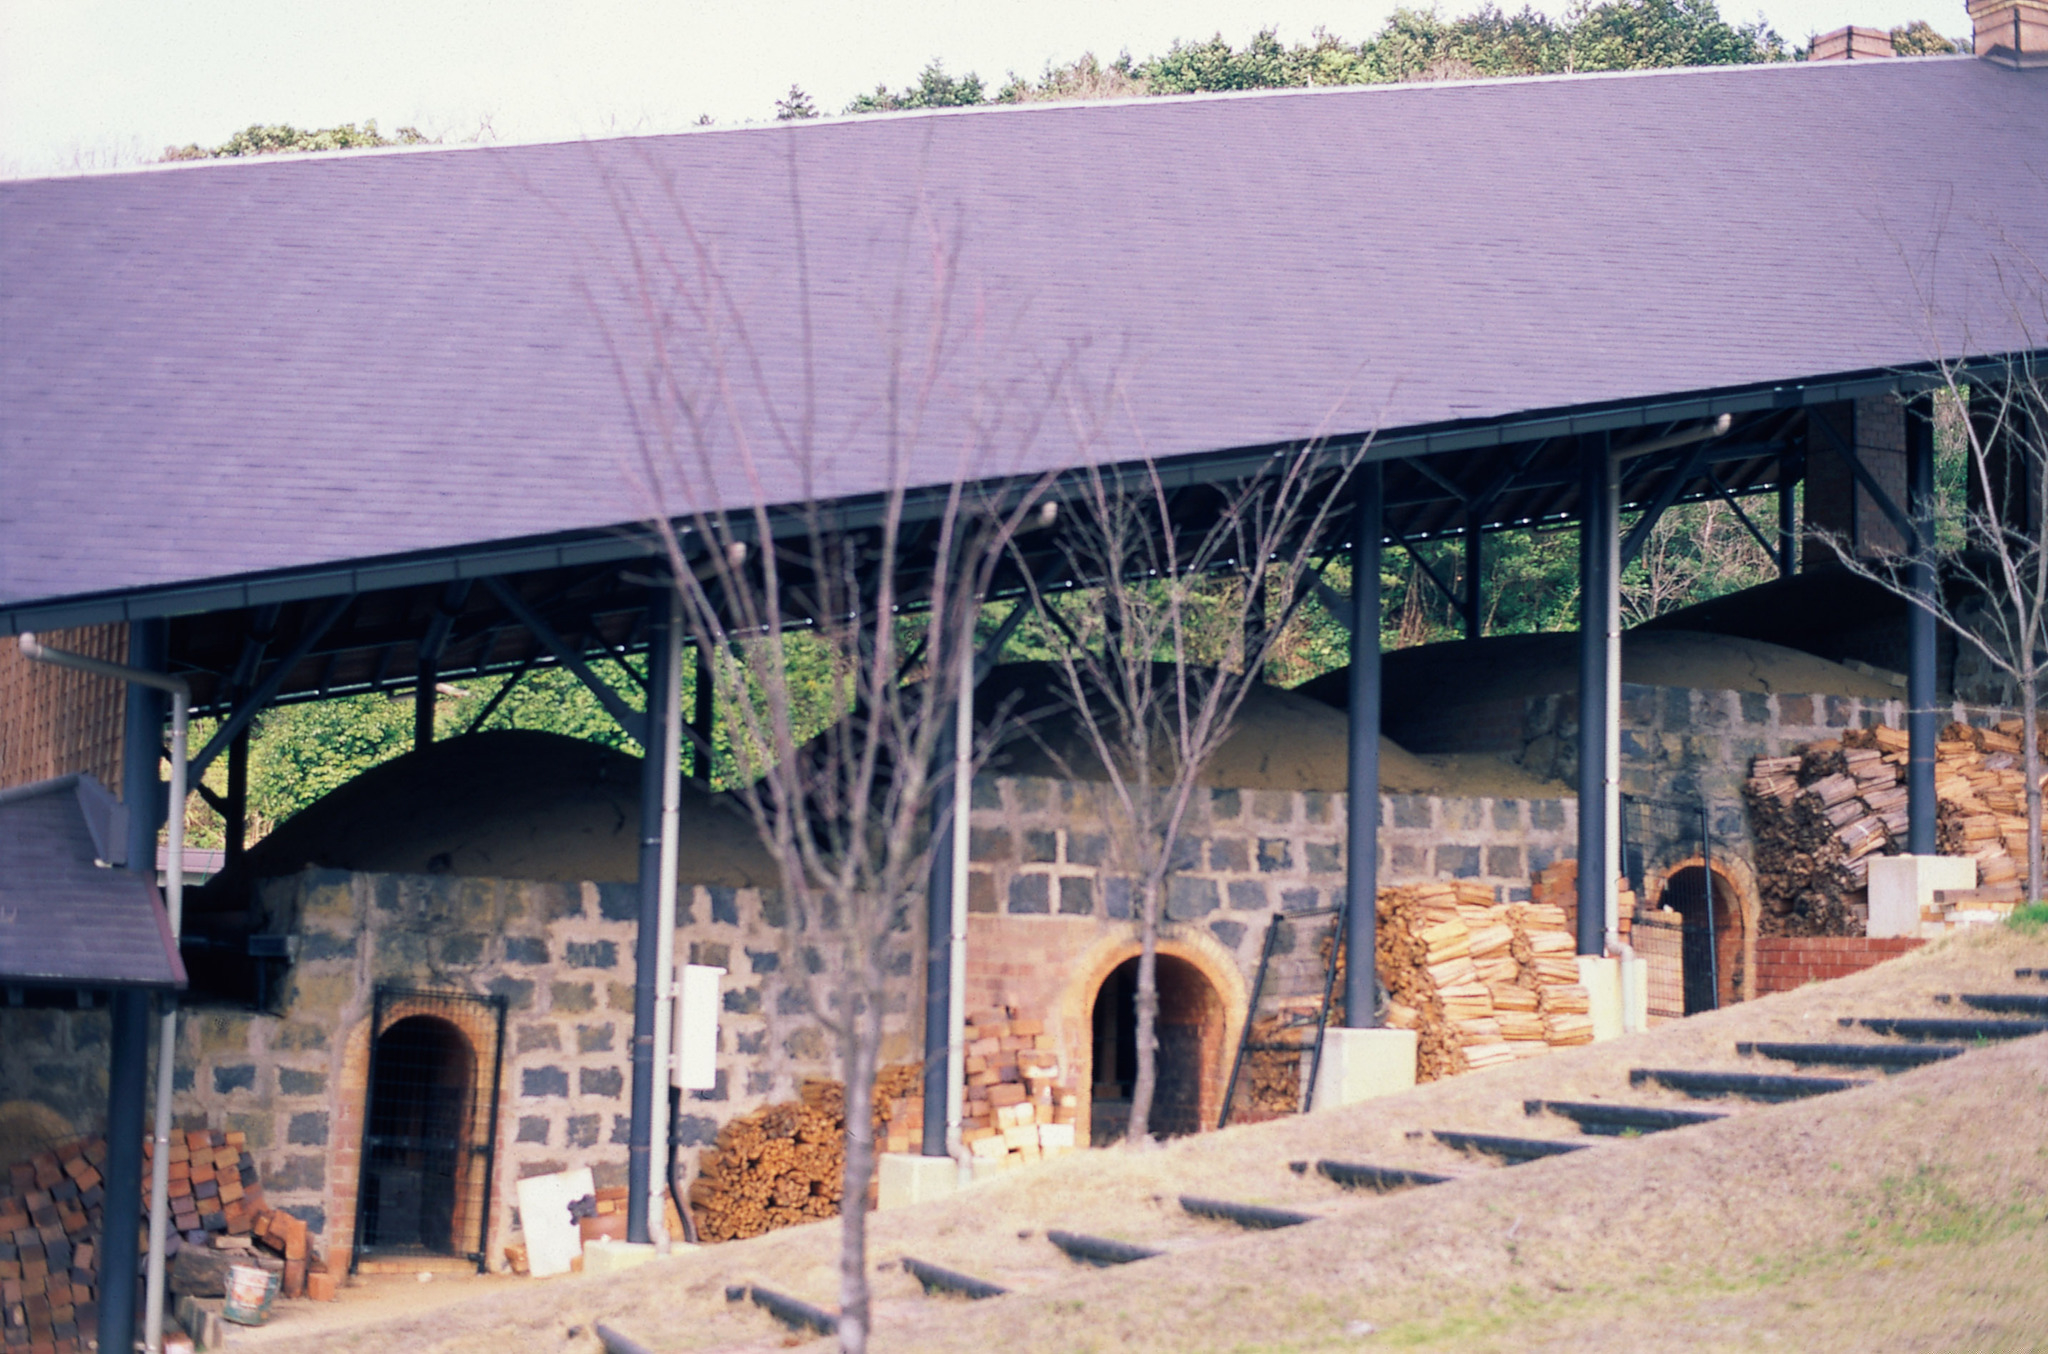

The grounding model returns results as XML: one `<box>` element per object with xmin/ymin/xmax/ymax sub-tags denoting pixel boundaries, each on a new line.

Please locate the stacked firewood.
<box><xmin>1745</xmin><ymin>720</ymin><xmax>2042</xmax><ymax>935</ymax></box>
<box><xmin>688</xmin><ymin>1064</ymin><xmax>922</xmax><ymax>1243</ymax></box>
<box><xmin>1230</xmin><ymin>1003</ymin><xmax>1327</xmax><ymax>1119</ymax></box>
<box><xmin>961</xmin><ymin>1006</ymin><xmax>1080</xmax><ymax>1169</ymax></box>
<box><xmin>1374</xmin><ymin>881</ymin><xmax>1592</xmax><ymax>1079</ymax></box>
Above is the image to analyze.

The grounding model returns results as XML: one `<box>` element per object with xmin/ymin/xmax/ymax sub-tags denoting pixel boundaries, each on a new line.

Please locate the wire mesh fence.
<box><xmin>1622</xmin><ymin>795</ymin><xmax>1740</xmax><ymax>1017</ymax></box>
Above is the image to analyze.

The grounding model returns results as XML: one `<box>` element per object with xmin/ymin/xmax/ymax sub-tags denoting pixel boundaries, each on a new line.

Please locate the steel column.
<box><xmin>691</xmin><ymin>646</ymin><xmax>715</xmax><ymax>785</ymax></box>
<box><xmin>225</xmin><ymin>727</ymin><xmax>250</xmax><ymax>868</ymax></box>
<box><xmin>1777</xmin><ymin>451</ymin><xmax>1801</xmax><ymax>577</ymax></box>
<box><xmin>921</xmin><ymin>615</ymin><xmax>957</xmax><ymax>1155</ymax></box>
<box><xmin>1461</xmin><ymin>515</ymin><xmax>1483</xmax><ymax>640</ymax></box>
<box><xmin>1344</xmin><ymin>465</ymin><xmax>1383</xmax><ymax>1027</ymax></box>
<box><xmin>102</xmin><ymin>619</ymin><xmax>167</xmax><ymax>1354</ymax></box>
<box><xmin>1577</xmin><ymin>438</ymin><xmax>1612</xmax><ymax>957</ymax></box>
<box><xmin>413</xmin><ymin>659</ymin><xmax>437</xmax><ymax>751</ymax></box>
<box><xmin>1906</xmin><ymin>396</ymin><xmax>1938</xmax><ymax>855</ymax></box>
<box><xmin>626</xmin><ymin>598</ymin><xmax>674</xmax><ymax>1244</ymax></box>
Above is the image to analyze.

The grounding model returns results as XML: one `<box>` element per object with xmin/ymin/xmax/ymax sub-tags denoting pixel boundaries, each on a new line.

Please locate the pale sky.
<box><xmin>1</xmin><ymin>0</ymin><xmax>1972</xmax><ymax>179</ymax></box>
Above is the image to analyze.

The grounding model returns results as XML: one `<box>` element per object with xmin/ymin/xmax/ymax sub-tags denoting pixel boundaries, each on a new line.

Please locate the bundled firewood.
<box><xmin>960</xmin><ymin>1005</ymin><xmax>1079</xmax><ymax>1168</ymax></box>
<box><xmin>1746</xmin><ymin>720</ymin><xmax>2045</xmax><ymax>935</ymax></box>
<box><xmin>690</xmin><ymin>1063</ymin><xmax>922</xmax><ymax>1243</ymax></box>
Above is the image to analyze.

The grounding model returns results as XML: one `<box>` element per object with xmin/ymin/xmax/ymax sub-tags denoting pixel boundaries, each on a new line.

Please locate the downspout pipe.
<box><xmin>19</xmin><ymin>633</ymin><xmax>189</xmax><ymax>1354</ymax></box>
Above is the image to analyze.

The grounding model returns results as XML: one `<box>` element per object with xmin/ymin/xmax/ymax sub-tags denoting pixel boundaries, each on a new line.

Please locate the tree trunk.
<box><xmin>1125</xmin><ymin>878</ymin><xmax>1162</xmax><ymax>1145</ymax></box>
<box><xmin>836</xmin><ymin>996</ymin><xmax>881</xmax><ymax>1354</ymax></box>
<box><xmin>2026</xmin><ymin>677</ymin><xmax>2042</xmax><ymax>906</ymax></box>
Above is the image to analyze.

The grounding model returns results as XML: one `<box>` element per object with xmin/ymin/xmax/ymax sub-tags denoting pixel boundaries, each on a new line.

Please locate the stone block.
<box><xmin>1168</xmin><ymin>836</ymin><xmax>1203</xmax><ymax>871</ymax></box>
<box><xmin>877</xmin><ymin>1153</ymin><xmax>961</xmax><ymax>1210</ymax></box>
<box><xmin>784</xmin><ymin>1026</ymin><xmax>827</xmax><ymax>1061</ymax></box>
<box><xmin>1305</xmin><ymin>842</ymin><xmax>1342</xmax><ymax>874</ymax></box>
<box><xmin>265</xmin><ymin>1153</ymin><xmax>324</xmax><ymax>1192</ymax></box>
<box><xmin>967</xmin><ymin>871</ymin><xmax>997</xmax><ymax>913</ymax></box>
<box><xmin>522</xmin><ymin>1066</ymin><xmax>570</xmax><ymax>1099</ymax></box>
<box><xmin>272</xmin><ymin>1020</ymin><xmax>329</xmax><ymax>1052</ymax></box>
<box><xmin>440</xmin><ymin>932</ymin><xmax>486</xmax><ymax>965</ymax></box>
<box><xmin>222</xmin><ymin>1111</ymin><xmax>273</xmax><ymax>1149</ymax></box>
<box><xmin>1390</xmin><ymin>797</ymin><xmax>1432</xmax><ymax>829</ymax></box>
<box><xmin>517</xmin><ymin>1116</ymin><xmax>550</xmax><ymax>1144</ymax></box>
<box><xmin>596</xmin><ymin>882</ymin><xmax>638</xmax><ymax>922</ymax></box>
<box><xmin>1167</xmin><ymin>876</ymin><xmax>1219</xmax><ymax>920</ymax></box>
<box><xmin>1023</xmin><ymin>830</ymin><xmax>1058</xmax><ymax>863</ymax></box>
<box><xmin>1531</xmin><ymin>799</ymin><xmax>1567</xmax><ymax>831</ymax></box>
<box><xmin>708</xmin><ymin>886</ymin><xmax>740</xmax><ymax>925</ymax></box>
<box><xmin>1252</xmin><ymin>791</ymin><xmax>1294</xmax><ymax>824</ymax></box>
<box><xmin>1778</xmin><ymin>693</ymin><xmax>1814</xmax><ymax>726</ymax></box>
<box><xmin>1485</xmin><ymin>846</ymin><xmax>1524</xmax><ymax>879</ymax></box>
<box><xmin>1009</xmin><ymin>873</ymin><xmax>1050</xmax><ymax>914</ymax></box>
<box><xmin>486</xmin><ymin>975</ymin><xmax>536</xmax><ymax>1011</ymax></box>
<box><xmin>1067</xmin><ymin>833</ymin><xmax>1108</xmax><ymax>866</ymax></box>
<box><xmin>1280</xmin><ymin>887</ymin><xmax>1320</xmax><ymax>913</ymax></box>
<box><xmin>674</xmin><ymin>1114</ymin><xmax>719</xmax><ymax>1147</ymax></box>
<box><xmin>504</xmin><ymin>936</ymin><xmax>550</xmax><ymax>965</ymax></box>
<box><xmin>1209</xmin><ymin>837</ymin><xmax>1249</xmax><ymax>872</ymax></box>
<box><xmin>212</xmin><ymin>1064</ymin><xmax>256</xmax><ymax>1095</ymax></box>
<box><xmin>1303</xmin><ymin>791</ymin><xmax>1334</xmax><ymax>824</ymax></box>
<box><xmin>565</xmin><ymin>1114</ymin><xmax>602</xmax><ymax>1148</ymax></box>
<box><xmin>277</xmin><ymin>1067</ymin><xmax>326</xmax><ymax>1097</ymax></box>
<box><xmin>970</xmin><ymin>775</ymin><xmax>1004</xmax><ymax>810</ymax></box>
<box><xmin>1209</xmin><ymin>919</ymin><xmax>1246</xmax><ymax>949</ymax></box>
<box><xmin>1311</xmin><ymin>1028</ymin><xmax>1417</xmax><ymax>1110</ymax></box>
<box><xmin>722</xmin><ymin>986</ymin><xmax>761</xmax><ymax>1014</ymax></box>
<box><xmin>1490</xmin><ymin>799</ymin><xmax>1525</xmax><ymax>830</ymax></box>
<box><xmin>550</xmin><ymin>982</ymin><xmax>596</xmax><ymax>1013</ymax></box>
<box><xmin>1103</xmin><ymin>877</ymin><xmax>1134</xmax><ymax>920</ymax></box>
<box><xmin>1257</xmin><ymin>838</ymin><xmax>1293</xmax><ymax>873</ymax></box>
<box><xmin>583</xmin><ymin>1240</ymin><xmax>662</xmax><ymax>1274</ymax></box>
<box><xmin>577</xmin><ymin>1023</ymin><xmax>616</xmax><ymax>1053</ymax></box>
<box><xmin>287</xmin><ymin>1111</ymin><xmax>329</xmax><ymax>1146</ymax></box>
<box><xmin>1209</xmin><ymin>788</ymin><xmax>1242</xmax><ymax>820</ymax></box>
<box><xmin>579</xmin><ymin>1067</ymin><xmax>624</xmax><ymax>1099</ymax></box>
<box><xmin>1437</xmin><ymin>845</ymin><xmax>1480</xmax><ymax>878</ymax></box>
<box><xmin>1228</xmin><ymin>880</ymin><xmax>1267</xmax><ymax>911</ymax></box>
<box><xmin>1058</xmin><ymin>877</ymin><xmax>1095</xmax><ymax>915</ymax></box>
<box><xmin>758</xmin><ymin>890</ymin><xmax>788</xmax><ymax>927</ymax></box>
<box><xmin>565</xmin><ymin>940</ymin><xmax>619</xmax><ymax>969</ymax></box>
<box><xmin>1389</xmin><ymin>843</ymin><xmax>1426</xmax><ymax>876</ymax></box>
<box><xmin>1014</xmin><ymin>778</ymin><xmax>1051</xmax><ymax>811</ymax></box>
<box><xmin>298</xmin><ymin>930</ymin><xmax>357</xmax><ymax>961</ymax></box>
<box><xmin>609</xmin><ymin>982</ymin><xmax>638</xmax><ymax>1010</ymax></box>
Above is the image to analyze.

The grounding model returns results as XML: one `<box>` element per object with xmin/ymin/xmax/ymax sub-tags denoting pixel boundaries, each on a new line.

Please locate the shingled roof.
<box><xmin>4</xmin><ymin>56</ymin><xmax>2045</xmax><ymax>625</ymax></box>
<box><xmin>0</xmin><ymin>774</ymin><xmax>187</xmax><ymax>990</ymax></box>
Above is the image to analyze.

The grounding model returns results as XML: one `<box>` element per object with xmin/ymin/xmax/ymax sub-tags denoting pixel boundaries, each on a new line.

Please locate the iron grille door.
<box><xmin>351</xmin><ymin>986</ymin><xmax>507</xmax><ymax>1274</ymax></box>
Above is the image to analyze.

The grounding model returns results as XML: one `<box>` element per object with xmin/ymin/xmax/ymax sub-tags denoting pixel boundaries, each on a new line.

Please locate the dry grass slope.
<box><xmin>274</xmin><ymin>927</ymin><xmax>2048</xmax><ymax>1353</ymax></box>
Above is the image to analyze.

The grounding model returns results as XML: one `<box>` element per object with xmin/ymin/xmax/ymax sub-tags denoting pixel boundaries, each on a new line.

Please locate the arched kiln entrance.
<box><xmin>1088</xmin><ymin>954</ymin><xmax>1225</xmax><ymax>1143</ymax></box>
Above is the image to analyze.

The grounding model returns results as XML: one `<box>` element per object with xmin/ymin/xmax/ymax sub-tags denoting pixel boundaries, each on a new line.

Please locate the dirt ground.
<box><xmin>230</xmin><ymin>925</ymin><xmax>2048</xmax><ymax>1353</ymax></box>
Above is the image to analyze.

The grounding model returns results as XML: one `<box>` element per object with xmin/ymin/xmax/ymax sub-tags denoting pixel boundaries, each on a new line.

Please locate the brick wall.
<box><xmin>1752</xmin><ymin>936</ymin><xmax>1925</xmax><ymax>995</ymax></box>
<box><xmin>0</xmin><ymin>624</ymin><xmax>127</xmax><ymax>792</ymax></box>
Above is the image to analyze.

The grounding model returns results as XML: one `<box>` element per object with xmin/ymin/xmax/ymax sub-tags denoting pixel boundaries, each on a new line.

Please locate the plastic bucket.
<box><xmin>223</xmin><ymin>1264</ymin><xmax>281</xmax><ymax>1326</ymax></box>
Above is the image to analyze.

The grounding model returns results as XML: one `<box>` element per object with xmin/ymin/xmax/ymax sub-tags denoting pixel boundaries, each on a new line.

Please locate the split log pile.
<box><xmin>1745</xmin><ymin>720</ymin><xmax>2043</xmax><ymax>935</ymax></box>
<box><xmin>689</xmin><ymin>1063</ymin><xmax>922</xmax><ymax>1242</ymax></box>
<box><xmin>2</xmin><ymin>1128</ymin><xmax>329</xmax><ymax>1352</ymax></box>
<box><xmin>960</xmin><ymin>1005</ymin><xmax>1080</xmax><ymax>1170</ymax></box>
<box><xmin>1230</xmin><ymin>1003</ymin><xmax>1329</xmax><ymax>1120</ymax></box>
<box><xmin>1370</xmin><ymin>881</ymin><xmax>1592</xmax><ymax>1080</ymax></box>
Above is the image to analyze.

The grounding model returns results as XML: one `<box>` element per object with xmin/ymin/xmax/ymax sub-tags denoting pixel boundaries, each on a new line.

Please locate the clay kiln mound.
<box><xmin>208</xmin><ymin>729</ymin><xmax>776</xmax><ymax>892</ymax></box>
<box><xmin>976</xmin><ymin>662</ymin><xmax>1567</xmax><ymax>798</ymax></box>
<box><xmin>1298</xmin><ymin>627</ymin><xmax>1901</xmax><ymax>726</ymax></box>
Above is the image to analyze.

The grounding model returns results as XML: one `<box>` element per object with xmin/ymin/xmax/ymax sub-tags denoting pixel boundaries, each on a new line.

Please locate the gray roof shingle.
<box><xmin>3</xmin><ymin>57</ymin><xmax>2045</xmax><ymax>616</ymax></box>
<box><xmin>0</xmin><ymin>774</ymin><xmax>187</xmax><ymax>988</ymax></box>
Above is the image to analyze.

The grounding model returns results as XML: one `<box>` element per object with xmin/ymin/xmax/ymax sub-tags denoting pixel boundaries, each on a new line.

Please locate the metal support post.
<box><xmin>692</xmin><ymin>645</ymin><xmax>715</xmax><ymax>786</ymax></box>
<box><xmin>225</xmin><ymin>727</ymin><xmax>250</xmax><ymax>868</ymax></box>
<box><xmin>414</xmin><ymin>659</ymin><xmax>437</xmax><ymax>750</ymax></box>
<box><xmin>626</xmin><ymin>597</ymin><xmax>676</xmax><ymax>1244</ymax></box>
<box><xmin>921</xmin><ymin>660</ymin><xmax>956</xmax><ymax>1157</ymax></box>
<box><xmin>1777</xmin><ymin>452</ymin><xmax>1800</xmax><ymax>578</ymax></box>
<box><xmin>1906</xmin><ymin>395</ymin><xmax>1938</xmax><ymax>855</ymax></box>
<box><xmin>1577</xmin><ymin>438</ymin><xmax>1612</xmax><ymax>956</ymax></box>
<box><xmin>1344</xmin><ymin>464</ymin><xmax>1383</xmax><ymax>1027</ymax></box>
<box><xmin>1462</xmin><ymin>514</ymin><xmax>1483</xmax><ymax>641</ymax></box>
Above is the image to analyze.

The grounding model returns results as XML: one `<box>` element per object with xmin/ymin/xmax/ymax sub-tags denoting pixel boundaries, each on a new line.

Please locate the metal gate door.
<box><xmin>352</xmin><ymin>986</ymin><xmax>507</xmax><ymax>1273</ymax></box>
<box><xmin>1622</xmin><ymin>796</ymin><xmax>1726</xmax><ymax>1019</ymax></box>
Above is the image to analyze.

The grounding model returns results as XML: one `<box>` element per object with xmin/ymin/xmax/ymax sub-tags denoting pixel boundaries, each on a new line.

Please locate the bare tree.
<box><xmin>595</xmin><ymin>165</ymin><xmax>1062</xmax><ymax>1352</ymax></box>
<box><xmin>1821</xmin><ymin>355</ymin><xmax>2048</xmax><ymax>902</ymax></box>
<box><xmin>1015</xmin><ymin>447</ymin><xmax>1362</xmax><ymax>1144</ymax></box>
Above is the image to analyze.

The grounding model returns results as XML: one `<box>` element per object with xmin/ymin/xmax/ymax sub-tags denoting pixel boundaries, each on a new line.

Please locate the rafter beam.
<box><xmin>484</xmin><ymin>576</ymin><xmax>648</xmax><ymax>744</ymax></box>
<box><xmin>188</xmin><ymin>594</ymin><xmax>355</xmax><ymax>779</ymax></box>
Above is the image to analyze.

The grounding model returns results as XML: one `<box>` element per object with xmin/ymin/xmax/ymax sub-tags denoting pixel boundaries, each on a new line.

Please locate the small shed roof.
<box><xmin>4</xmin><ymin>57</ymin><xmax>2046</xmax><ymax>630</ymax></box>
<box><xmin>0</xmin><ymin>774</ymin><xmax>188</xmax><ymax>990</ymax></box>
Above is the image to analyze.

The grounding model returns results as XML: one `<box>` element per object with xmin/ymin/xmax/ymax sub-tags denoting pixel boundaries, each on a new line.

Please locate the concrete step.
<box><xmin>1736</xmin><ymin>1040</ymin><xmax>1964</xmax><ymax>1070</ymax></box>
<box><xmin>1428</xmin><ymin>1130</ymin><xmax>1592</xmax><ymax>1163</ymax></box>
<box><xmin>1845</xmin><ymin>1015</ymin><xmax>2048</xmax><ymax>1041</ymax></box>
<box><xmin>1046</xmin><ymin>1230</ymin><xmax>1163</xmax><ymax>1267</ymax></box>
<box><xmin>1941</xmin><ymin>992</ymin><xmax>2048</xmax><ymax>1017</ymax></box>
<box><xmin>902</xmin><ymin>1256</ymin><xmax>1009</xmax><ymax>1300</ymax></box>
<box><xmin>1178</xmin><ymin>1196</ymin><xmax>1319</xmax><ymax>1230</ymax></box>
<box><xmin>1300</xmin><ymin>1160</ymin><xmax>1457</xmax><ymax>1193</ymax></box>
<box><xmin>1522</xmin><ymin>1099</ymin><xmax>1726</xmax><ymax>1135</ymax></box>
<box><xmin>1629</xmin><ymin>1067</ymin><xmax>1866</xmax><ymax>1102</ymax></box>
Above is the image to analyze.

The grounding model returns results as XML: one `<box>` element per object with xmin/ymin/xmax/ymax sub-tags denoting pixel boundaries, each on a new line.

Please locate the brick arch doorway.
<box><xmin>1089</xmin><ymin>954</ymin><xmax>1225</xmax><ymax>1144</ymax></box>
<box><xmin>1659</xmin><ymin>864</ymin><xmax>1745</xmax><ymax>1012</ymax></box>
<box><xmin>349</xmin><ymin>988</ymin><xmax>507</xmax><ymax>1273</ymax></box>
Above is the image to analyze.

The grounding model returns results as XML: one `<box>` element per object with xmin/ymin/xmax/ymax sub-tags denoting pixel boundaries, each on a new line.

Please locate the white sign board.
<box><xmin>673</xmin><ymin>964</ymin><xmax>725</xmax><ymax>1090</ymax></box>
<box><xmin>515</xmin><ymin>1165</ymin><xmax>594</xmax><ymax>1278</ymax></box>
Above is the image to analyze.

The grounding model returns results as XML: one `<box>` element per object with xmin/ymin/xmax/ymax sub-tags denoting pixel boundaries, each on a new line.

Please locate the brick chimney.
<box><xmin>1968</xmin><ymin>0</ymin><xmax>2048</xmax><ymax>65</ymax></box>
<box><xmin>1810</xmin><ymin>25</ymin><xmax>1894</xmax><ymax>58</ymax></box>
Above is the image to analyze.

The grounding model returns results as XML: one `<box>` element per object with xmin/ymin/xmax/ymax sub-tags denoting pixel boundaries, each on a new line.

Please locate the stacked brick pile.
<box><xmin>1</xmin><ymin>1139</ymin><xmax>105</xmax><ymax>1352</ymax></box>
<box><xmin>146</xmin><ymin>1129</ymin><xmax>265</xmax><ymax>1241</ymax></box>
<box><xmin>961</xmin><ymin>1005</ymin><xmax>1078</xmax><ymax>1169</ymax></box>
<box><xmin>689</xmin><ymin>1064</ymin><xmax>922</xmax><ymax>1242</ymax></box>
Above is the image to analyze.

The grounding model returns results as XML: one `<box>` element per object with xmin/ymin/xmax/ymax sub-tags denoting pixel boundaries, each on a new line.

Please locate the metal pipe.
<box><xmin>1344</xmin><ymin>465</ymin><xmax>1383</xmax><ymax>1027</ymax></box>
<box><xmin>1611</xmin><ymin>414</ymin><xmax>1732</xmax><ymax>462</ymax></box>
<box><xmin>947</xmin><ymin>611</ymin><xmax>971</xmax><ymax>1167</ymax></box>
<box><xmin>647</xmin><ymin>591</ymin><xmax>683</xmax><ymax>1247</ymax></box>
<box><xmin>1462</xmin><ymin>512</ymin><xmax>1483</xmax><ymax>640</ymax></box>
<box><xmin>18</xmin><ymin>630</ymin><xmax>189</xmax><ymax>1353</ymax></box>
<box><xmin>1576</xmin><ymin>439</ymin><xmax>1611</xmax><ymax>957</ymax></box>
<box><xmin>1906</xmin><ymin>395</ymin><xmax>1938</xmax><ymax>855</ymax></box>
<box><xmin>920</xmin><ymin>621</ymin><xmax>955</xmax><ymax>1158</ymax></box>
<box><xmin>625</xmin><ymin>597</ymin><xmax>674</xmax><ymax>1244</ymax></box>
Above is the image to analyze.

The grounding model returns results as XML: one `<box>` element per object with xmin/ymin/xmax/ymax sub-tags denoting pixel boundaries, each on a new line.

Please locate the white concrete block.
<box><xmin>1619</xmin><ymin>955</ymin><xmax>1650</xmax><ymax>1033</ymax></box>
<box><xmin>877</xmin><ymin>1153</ymin><xmax>961</xmax><ymax>1210</ymax></box>
<box><xmin>1037</xmin><ymin>1123</ymin><xmax>1075</xmax><ymax>1150</ymax></box>
<box><xmin>1310</xmin><ymin>1027</ymin><xmax>1418</xmax><ymax>1111</ymax></box>
<box><xmin>581</xmin><ymin>1240</ymin><xmax>661</xmax><ymax>1275</ymax></box>
<box><xmin>1579</xmin><ymin>956</ymin><xmax>1624</xmax><ymax>1042</ymax></box>
<box><xmin>1869</xmin><ymin>855</ymin><xmax>1977</xmax><ymax>938</ymax></box>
